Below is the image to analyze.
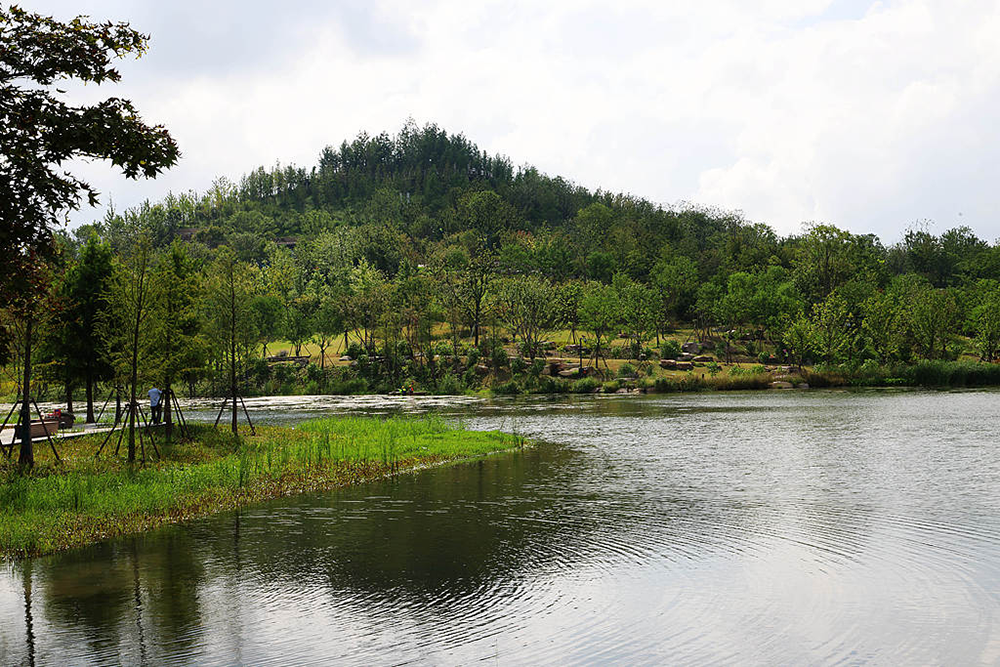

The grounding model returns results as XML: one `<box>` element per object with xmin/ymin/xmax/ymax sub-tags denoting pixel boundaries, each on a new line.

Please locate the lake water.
<box><xmin>3</xmin><ymin>390</ymin><xmax>1000</xmax><ymax>665</ymax></box>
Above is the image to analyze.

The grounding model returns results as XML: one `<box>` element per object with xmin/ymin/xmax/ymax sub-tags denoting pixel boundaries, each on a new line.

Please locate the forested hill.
<box><xmin>78</xmin><ymin>121</ymin><xmax>1000</xmax><ymax>310</ymax></box>
<box><xmin>78</xmin><ymin>122</ymin><xmax>780</xmax><ymax>279</ymax></box>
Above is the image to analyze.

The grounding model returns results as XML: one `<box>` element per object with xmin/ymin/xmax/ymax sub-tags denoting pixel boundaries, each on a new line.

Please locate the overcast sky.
<box><xmin>24</xmin><ymin>0</ymin><xmax>1000</xmax><ymax>243</ymax></box>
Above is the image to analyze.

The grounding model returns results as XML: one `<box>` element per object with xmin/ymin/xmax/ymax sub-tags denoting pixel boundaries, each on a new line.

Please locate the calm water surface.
<box><xmin>3</xmin><ymin>390</ymin><xmax>1000</xmax><ymax>665</ymax></box>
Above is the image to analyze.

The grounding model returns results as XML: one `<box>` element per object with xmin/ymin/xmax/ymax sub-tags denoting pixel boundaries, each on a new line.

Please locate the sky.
<box><xmin>23</xmin><ymin>0</ymin><xmax>1000</xmax><ymax>243</ymax></box>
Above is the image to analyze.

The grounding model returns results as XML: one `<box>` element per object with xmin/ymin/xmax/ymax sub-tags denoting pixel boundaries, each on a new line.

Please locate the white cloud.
<box><xmin>21</xmin><ymin>0</ymin><xmax>1000</xmax><ymax>243</ymax></box>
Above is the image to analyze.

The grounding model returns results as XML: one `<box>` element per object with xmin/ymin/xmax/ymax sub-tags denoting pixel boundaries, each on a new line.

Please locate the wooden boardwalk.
<box><xmin>0</xmin><ymin>424</ymin><xmax>115</xmax><ymax>448</ymax></box>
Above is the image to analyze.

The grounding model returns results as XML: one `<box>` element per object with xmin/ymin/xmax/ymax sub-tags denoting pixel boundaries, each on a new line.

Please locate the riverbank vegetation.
<box><xmin>0</xmin><ymin>417</ymin><xmax>525</xmax><ymax>560</ymax></box>
<box><xmin>6</xmin><ymin>122</ymin><xmax>1000</xmax><ymax>424</ymax></box>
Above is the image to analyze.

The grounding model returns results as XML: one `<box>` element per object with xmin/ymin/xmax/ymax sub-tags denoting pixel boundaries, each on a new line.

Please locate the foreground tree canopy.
<box><xmin>0</xmin><ymin>4</ymin><xmax>178</xmax><ymax>296</ymax></box>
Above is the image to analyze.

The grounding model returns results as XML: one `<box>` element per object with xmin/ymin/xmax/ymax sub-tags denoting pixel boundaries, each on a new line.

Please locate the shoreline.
<box><xmin>0</xmin><ymin>418</ymin><xmax>528</xmax><ymax>562</ymax></box>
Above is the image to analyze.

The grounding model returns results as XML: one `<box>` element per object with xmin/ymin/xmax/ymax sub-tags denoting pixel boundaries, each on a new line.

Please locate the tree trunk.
<box><xmin>65</xmin><ymin>383</ymin><xmax>73</xmax><ymax>416</ymax></box>
<box><xmin>129</xmin><ymin>306</ymin><xmax>140</xmax><ymax>462</ymax></box>
<box><xmin>85</xmin><ymin>374</ymin><xmax>95</xmax><ymax>423</ymax></box>
<box><xmin>18</xmin><ymin>316</ymin><xmax>34</xmax><ymax>469</ymax></box>
<box><xmin>164</xmin><ymin>380</ymin><xmax>173</xmax><ymax>440</ymax></box>
<box><xmin>231</xmin><ymin>282</ymin><xmax>238</xmax><ymax>435</ymax></box>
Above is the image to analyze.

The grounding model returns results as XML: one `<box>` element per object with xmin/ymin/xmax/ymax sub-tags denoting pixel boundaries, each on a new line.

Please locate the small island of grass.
<box><xmin>0</xmin><ymin>417</ymin><xmax>526</xmax><ymax>561</ymax></box>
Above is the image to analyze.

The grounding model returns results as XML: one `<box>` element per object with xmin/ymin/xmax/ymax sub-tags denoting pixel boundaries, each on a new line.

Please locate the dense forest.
<box><xmin>6</xmin><ymin>121</ymin><xmax>1000</xmax><ymax>420</ymax></box>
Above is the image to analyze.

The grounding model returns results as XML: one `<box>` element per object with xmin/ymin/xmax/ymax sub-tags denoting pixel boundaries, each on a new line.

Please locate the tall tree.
<box><xmin>54</xmin><ymin>234</ymin><xmax>114</xmax><ymax>422</ymax></box>
<box><xmin>580</xmin><ymin>281</ymin><xmax>621</xmax><ymax>372</ymax></box>
<box><xmin>493</xmin><ymin>275</ymin><xmax>560</xmax><ymax>360</ymax></box>
<box><xmin>102</xmin><ymin>235</ymin><xmax>162</xmax><ymax>462</ymax></box>
<box><xmin>204</xmin><ymin>248</ymin><xmax>259</xmax><ymax>435</ymax></box>
<box><xmin>152</xmin><ymin>240</ymin><xmax>205</xmax><ymax>438</ymax></box>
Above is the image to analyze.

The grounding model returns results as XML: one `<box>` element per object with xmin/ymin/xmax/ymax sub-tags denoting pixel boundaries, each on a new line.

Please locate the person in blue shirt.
<box><xmin>148</xmin><ymin>387</ymin><xmax>163</xmax><ymax>424</ymax></box>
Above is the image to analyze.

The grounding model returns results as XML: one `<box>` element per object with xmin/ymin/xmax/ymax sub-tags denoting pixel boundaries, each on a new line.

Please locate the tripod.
<box><xmin>163</xmin><ymin>388</ymin><xmax>192</xmax><ymax>440</ymax></box>
<box><xmin>94</xmin><ymin>397</ymin><xmax>160</xmax><ymax>462</ymax></box>
<box><xmin>0</xmin><ymin>390</ymin><xmax>62</xmax><ymax>463</ymax></box>
<box><xmin>94</xmin><ymin>384</ymin><xmax>124</xmax><ymax>426</ymax></box>
<box><xmin>213</xmin><ymin>393</ymin><xmax>256</xmax><ymax>436</ymax></box>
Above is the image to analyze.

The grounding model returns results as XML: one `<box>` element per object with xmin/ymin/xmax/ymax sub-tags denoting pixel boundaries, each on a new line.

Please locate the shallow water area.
<box><xmin>3</xmin><ymin>389</ymin><xmax>1000</xmax><ymax>665</ymax></box>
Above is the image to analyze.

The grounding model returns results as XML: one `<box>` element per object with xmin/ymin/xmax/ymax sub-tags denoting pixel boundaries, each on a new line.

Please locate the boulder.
<box><xmin>681</xmin><ymin>341</ymin><xmax>701</xmax><ymax>354</ymax></box>
<box><xmin>339</xmin><ymin>355</ymin><xmax>351</xmax><ymax>362</ymax></box>
<box><xmin>675</xmin><ymin>361</ymin><xmax>694</xmax><ymax>371</ymax></box>
<box><xmin>474</xmin><ymin>364</ymin><xmax>490</xmax><ymax>376</ymax></box>
<box><xmin>692</xmin><ymin>355</ymin><xmax>713</xmax><ymax>362</ymax></box>
<box><xmin>770</xmin><ymin>381</ymin><xmax>794</xmax><ymax>389</ymax></box>
<box><xmin>660</xmin><ymin>359</ymin><xmax>677</xmax><ymax>369</ymax></box>
<box><xmin>796</xmin><ymin>382</ymin><xmax>810</xmax><ymax>389</ymax></box>
<box><xmin>679</xmin><ymin>353</ymin><xmax>695</xmax><ymax>361</ymax></box>
<box><xmin>559</xmin><ymin>368</ymin><xmax>581</xmax><ymax>378</ymax></box>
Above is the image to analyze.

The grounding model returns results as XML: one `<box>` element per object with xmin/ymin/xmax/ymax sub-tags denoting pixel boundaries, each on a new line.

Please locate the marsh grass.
<box><xmin>0</xmin><ymin>417</ymin><xmax>524</xmax><ymax>560</ymax></box>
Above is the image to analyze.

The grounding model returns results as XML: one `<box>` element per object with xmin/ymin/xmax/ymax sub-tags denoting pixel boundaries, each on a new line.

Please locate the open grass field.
<box><xmin>0</xmin><ymin>417</ymin><xmax>526</xmax><ymax>561</ymax></box>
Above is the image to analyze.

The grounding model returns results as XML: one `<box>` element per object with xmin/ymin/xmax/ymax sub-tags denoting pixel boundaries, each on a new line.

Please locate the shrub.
<box><xmin>250</xmin><ymin>358</ymin><xmax>271</xmax><ymax>387</ymax></box>
<box><xmin>707</xmin><ymin>361</ymin><xmax>721</xmax><ymax>377</ymax></box>
<box><xmin>602</xmin><ymin>380</ymin><xmax>621</xmax><ymax>393</ymax></box>
<box><xmin>305</xmin><ymin>363</ymin><xmax>324</xmax><ymax>384</ymax></box>
<box><xmin>273</xmin><ymin>364</ymin><xmax>295</xmax><ymax>384</ymax></box>
<box><xmin>491</xmin><ymin>344</ymin><xmax>509</xmax><ymax>369</ymax></box>
<box><xmin>617</xmin><ymin>363</ymin><xmax>637</xmax><ymax>378</ymax></box>
<box><xmin>660</xmin><ymin>340</ymin><xmax>681</xmax><ymax>359</ymax></box>
<box><xmin>535</xmin><ymin>375</ymin><xmax>566</xmax><ymax>393</ymax></box>
<box><xmin>511</xmin><ymin>356</ymin><xmax>527</xmax><ymax>374</ymax></box>
<box><xmin>436</xmin><ymin>373</ymin><xmax>464</xmax><ymax>395</ymax></box>
<box><xmin>493</xmin><ymin>380</ymin><xmax>522</xmax><ymax>395</ymax></box>
<box><xmin>570</xmin><ymin>377</ymin><xmax>601</xmax><ymax>393</ymax></box>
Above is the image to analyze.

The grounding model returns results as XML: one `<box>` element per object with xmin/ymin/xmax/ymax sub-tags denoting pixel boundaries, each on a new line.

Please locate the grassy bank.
<box><xmin>0</xmin><ymin>417</ymin><xmax>526</xmax><ymax>561</ymax></box>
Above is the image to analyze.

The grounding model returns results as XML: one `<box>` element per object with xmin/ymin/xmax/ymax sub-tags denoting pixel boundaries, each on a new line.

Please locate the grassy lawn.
<box><xmin>0</xmin><ymin>417</ymin><xmax>526</xmax><ymax>560</ymax></box>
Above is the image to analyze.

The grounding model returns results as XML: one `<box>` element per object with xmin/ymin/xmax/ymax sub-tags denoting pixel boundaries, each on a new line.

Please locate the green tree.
<box><xmin>556</xmin><ymin>280</ymin><xmax>585</xmax><ymax>344</ymax></box>
<box><xmin>311</xmin><ymin>291</ymin><xmax>347</xmax><ymax>371</ymax></box>
<box><xmin>782</xmin><ymin>314</ymin><xmax>812</xmax><ymax>370</ymax></box>
<box><xmin>613</xmin><ymin>273</ymin><xmax>656</xmax><ymax>358</ymax></box>
<box><xmin>651</xmin><ymin>254</ymin><xmax>699</xmax><ymax>333</ymax></box>
<box><xmin>152</xmin><ymin>240</ymin><xmax>206</xmax><ymax>438</ymax></box>
<box><xmin>972</xmin><ymin>281</ymin><xmax>1000</xmax><ymax>362</ymax></box>
<box><xmin>285</xmin><ymin>294</ymin><xmax>318</xmax><ymax>357</ymax></box>
<box><xmin>347</xmin><ymin>259</ymin><xmax>390</xmax><ymax>353</ymax></box>
<box><xmin>102</xmin><ymin>235</ymin><xmax>162</xmax><ymax>461</ymax></box>
<box><xmin>493</xmin><ymin>275</ymin><xmax>560</xmax><ymax>360</ymax></box>
<box><xmin>861</xmin><ymin>291</ymin><xmax>902</xmax><ymax>363</ymax></box>
<box><xmin>204</xmin><ymin>248</ymin><xmax>259</xmax><ymax>434</ymax></box>
<box><xmin>580</xmin><ymin>281</ymin><xmax>621</xmax><ymax>371</ymax></box>
<box><xmin>50</xmin><ymin>233</ymin><xmax>115</xmax><ymax>422</ymax></box>
<box><xmin>809</xmin><ymin>292</ymin><xmax>853</xmax><ymax>365</ymax></box>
